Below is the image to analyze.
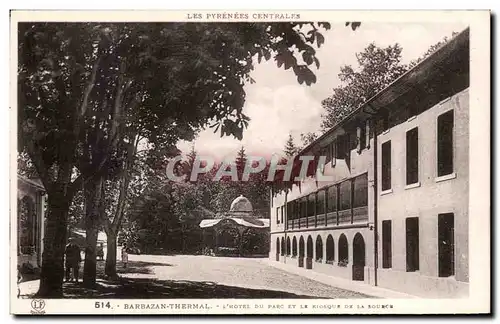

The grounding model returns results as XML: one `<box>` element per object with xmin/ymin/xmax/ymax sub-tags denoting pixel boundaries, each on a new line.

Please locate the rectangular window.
<box><xmin>280</xmin><ymin>206</ymin><xmax>284</xmax><ymax>223</ymax></box>
<box><xmin>339</xmin><ymin>180</ymin><xmax>352</xmax><ymax>211</ymax></box>
<box><xmin>406</xmin><ymin>217</ymin><xmax>419</xmax><ymax>272</ymax></box>
<box><xmin>288</xmin><ymin>201</ymin><xmax>293</xmax><ymax>221</ymax></box>
<box><xmin>353</xmin><ymin>173</ymin><xmax>368</xmax><ymax>208</ymax></box>
<box><xmin>381</xmin><ymin>141</ymin><xmax>392</xmax><ymax>191</ymax></box>
<box><xmin>300</xmin><ymin>198</ymin><xmax>307</xmax><ymax>218</ymax></box>
<box><xmin>307</xmin><ymin>194</ymin><xmax>315</xmax><ymax>217</ymax></box>
<box><xmin>406</xmin><ymin>127</ymin><xmax>419</xmax><ymax>185</ymax></box>
<box><xmin>326</xmin><ymin>185</ymin><xmax>337</xmax><ymax>213</ymax></box>
<box><xmin>438</xmin><ymin>213</ymin><xmax>455</xmax><ymax>277</ymax></box>
<box><xmin>437</xmin><ymin>110</ymin><xmax>454</xmax><ymax>177</ymax></box>
<box><xmin>382</xmin><ymin>220</ymin><xmax>392</xmax><ymax>268</ymax></box>
<box><xmin>276</xmin><ymin>207</ymin><xmax>279</xmax><ymax>224</ymax></box>
<box><xmin>316</xmin><ymin>190</ymin><xmax>325</xmax><ymax>215</ymax></box>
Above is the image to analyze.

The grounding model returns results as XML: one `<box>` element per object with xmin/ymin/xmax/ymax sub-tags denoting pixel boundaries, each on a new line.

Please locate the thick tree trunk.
<box><xmin>35</xmin><ymin>192</ymin><xmax>70</xmax><ymax>298</ymax></box>
<box><xmin>82</xmin><ymin>177</ymin><xmax>104</xmax><ymax>287</ymax></box>
<box><xmin>104</xmin><ymin>230</ymin><xmax>118</xmax><ymax>278</ymax></box>
<box><xmin>83</xmin><ymin>226</ymin><xmax>98</xmax><ymax>286</ymax></box>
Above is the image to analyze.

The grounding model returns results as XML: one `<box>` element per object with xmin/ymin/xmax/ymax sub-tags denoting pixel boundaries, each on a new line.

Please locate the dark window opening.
<box><xmin>307</xmin><ymin>194</ymin><xmax>315</xmax><ymax>217</ymax></box>
<box><xmin>406</xmin><ymin>127</ymin><xmax>419</xmax><ymax>185</ymax></box>
<box><xmin>437</xmin><ymin>110</ymin><xmax>454</xmax><ymax>177</ymax></box>
<box><xmin>292</xmin><ymin>237</ymin><xmax>297</xmax><ymax>256</ymax></box>
<box><xmin>406</xmin><ymin>217</ymin><xmax>419</xmax><ymax>272</ymax></box>
<box><xmin>353</xmin><ymin>173</ymin><xmax>368</xmax><ymax>208</ymax></box>
<box><xmin>300</xmin><ymin>198</ymin><xmax>307</xmax><ymax>219</ymax></box>
<box><xmin>326</xmin><ymin>185</ymin><xmax>337</xmax><ymax>213</ymax></box>
<box><xmin>286</xmin><ymin>237</ymin><xmax>291</xmax><ymax>256</ymax></box>
<box><xmin>315</xmin><ymin>236</ymin><xmax>323</xmax><ymax>261</ymax></box>
<box><xmin>306</xmin><ymin>236</ymin><xmax>314</xmax><ymax>259</ymax></box>
<box><xmin>438</xmin><ymin>213</ymin><xmax>455</xmax><ymax>277</ymax></box>
<box><xmin>286</xmin><ymin>202</ymin><xmax>292</xmax><ymax>223</ymax></box>
<box><xmin>276</xmin><ymin>207</ymin><xmax>279</xmax><ymax>224</ymax></box>
<box><xmin>316</xmin><ymin>190</ymin><xmax>325</xmax><ymax>215</ymax></box>
<box><xmin>381</xmin><ymin>141</ymin><xmax>392</xmax><ymax>191</ymax></box>
<box><xmin>299</xmin><ymin>237</ymin><xmax>305</xmax><ymax>258</ymax></box>
<box><xmin>338</xmin><ymin>234</ymin><xmax>348</xmax><ymax>267</ymax></box>
<box><xmin>280</xmin><ymin>206</ymin><xmax>284</xmax><ymax>223</ymax></box>
<box><xmin>339</xmin><ymin>180</ymin><xmax>352</xmax><ymax>211</ymax></box>
<box><xmin>382</xmin><ymin>220</ymin><xmax>392</xmax><ymax>268</ymax></box>
<box><xmin>326</xmin><ymin>235</ymin><xmax>334</xmax><ymax>262</ymax></box>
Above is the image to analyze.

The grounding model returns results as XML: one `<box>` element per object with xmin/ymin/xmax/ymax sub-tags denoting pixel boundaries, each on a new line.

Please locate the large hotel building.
<box><xmin>269</xmin><ymin>28</ymin><xmax>469</xmax><ymax>298</ymax></box>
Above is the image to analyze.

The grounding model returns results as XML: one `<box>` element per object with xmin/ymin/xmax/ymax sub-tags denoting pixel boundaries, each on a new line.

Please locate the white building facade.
<box><xmin>270</xmin><ymin>28</ymin><xmax>470</xmax><ymax>298</ymax></box>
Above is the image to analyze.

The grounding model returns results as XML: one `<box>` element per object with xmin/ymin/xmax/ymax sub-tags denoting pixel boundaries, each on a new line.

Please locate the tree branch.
<box><xmin>80</xmin><ymin>57</ymin><xmax>101</xmax><ymax>117</ymax></box>
<box><xmin>25</xmin><ymin>138</ymin><xmax>52</xmax><ymax>192</ymax></box>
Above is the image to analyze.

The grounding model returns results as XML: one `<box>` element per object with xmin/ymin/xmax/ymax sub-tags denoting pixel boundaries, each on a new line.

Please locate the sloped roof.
<box><xmin>200</xmin><ymin>217</ymin><xmax>270</xmax><ymax>229</ymax></box>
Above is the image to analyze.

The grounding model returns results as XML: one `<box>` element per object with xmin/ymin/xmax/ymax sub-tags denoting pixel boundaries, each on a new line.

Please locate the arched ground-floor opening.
<box><xmin>326</xmin><ymin>234</ymin><xmax>334</xmax><ymax>264</ymax></box>
<box><xmin>286</xmin><ymin>237</ymin><xmax>291</xmax><ymax>256</ymax></box>
<box><xmin>292</xmin><ymin>237</ymin><xmax>297</xmax><ymax>257</ymax></box>
<box><xmin>352</xmin><ymin>232</ymin><xmax>366</xmax><ymax>281</ymax></box>
<box><xmin>306</xmin><ymin>235</ymin><xmax>313</xmax><ymax>269</ymax></box>
<box><xmin>315</xmin><ymin>235</ymin><xmax>323</xmax><ymax>262</ymax></box>
<box><xmin>338</xmin><ymin>234</ymin><xmax>348</xmax><ymax>267</ymax></box>
<box><xmin>281</xmin><ymin>237</ymin><xmax>285</xmax><ymax>256</ymax></box>
<box><xmin>276</xmin><ymin>237</ymin><xmax>280</xmax><ymax>261</ymax></box>
<box><xmin>298</xmin><ymin>236</ymin><xmax>305</xmax><ymax>267</ymax></box>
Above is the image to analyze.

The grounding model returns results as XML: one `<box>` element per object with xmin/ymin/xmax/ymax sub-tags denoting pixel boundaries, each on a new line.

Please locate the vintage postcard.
<box><xmin>10</xmin><ymin>10</ymin><xmax>490</xmax><ymax>315</ymax></box>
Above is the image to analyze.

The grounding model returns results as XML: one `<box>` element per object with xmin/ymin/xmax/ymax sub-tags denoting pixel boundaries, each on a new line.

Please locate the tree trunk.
<box><xmin>104</xmin><ymin>230</ymin><xmax>118</xmax><ymax>278</ymax></box>
<box><xmin>35</xmin><ymin>192</ymin><xmax>70</xmax><ymax>298</ymax></box>
<box><xmin>82</xmin><ymin>177</ymin><xmax>104</xmax><ymax>287</ymax></box>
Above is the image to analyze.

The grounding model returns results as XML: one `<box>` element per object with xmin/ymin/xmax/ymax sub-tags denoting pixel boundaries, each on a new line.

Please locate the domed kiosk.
<box><xmin>199</xmin><ymin>195</ymin><xmax>270</xmax><ymax>257</ymax></box>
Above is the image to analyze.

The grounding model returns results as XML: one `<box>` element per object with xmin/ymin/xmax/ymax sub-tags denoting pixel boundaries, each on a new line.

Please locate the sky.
<box><xmin>177</xmin><ymin>22</ymin><xmax>469</xmax><ymax>161</ymax></box>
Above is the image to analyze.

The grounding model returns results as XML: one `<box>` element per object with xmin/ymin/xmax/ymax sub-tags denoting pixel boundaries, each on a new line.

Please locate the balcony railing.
<box><xmin>283</xmin><ymin>206</ymin><xmax>368</xmax><ymax>230</ymax></box>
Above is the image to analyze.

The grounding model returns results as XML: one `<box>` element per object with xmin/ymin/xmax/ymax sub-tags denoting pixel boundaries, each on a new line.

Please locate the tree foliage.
<box><xmin>17</xmin><ymin>21</ymin><xmax>336</xmax><ymax>296</ymax></box>
<box><xmin>300</xmin><ymin>132</ymin><xmax>319</xmax><ymax>148</ymax></box>
<box><xmin>283</xmin><ymin>134</ymin><xmax>300</xmax><ymax>157</ymax></box>
<box><xmin>321</xmin><ymin>33</ymin><xmax>457</xmax><ymax>130</ymax></box>
<box><xmin>320</xmin><ymin>43</ymin><xmax>407</xmax><ymax>129</ymax></box>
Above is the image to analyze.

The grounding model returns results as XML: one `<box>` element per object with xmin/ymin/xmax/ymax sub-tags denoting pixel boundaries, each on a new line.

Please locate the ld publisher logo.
<box><xmin>30</xmin><ymin>299</ymin><xmax>46</xmax><ymax>315</ymax></box>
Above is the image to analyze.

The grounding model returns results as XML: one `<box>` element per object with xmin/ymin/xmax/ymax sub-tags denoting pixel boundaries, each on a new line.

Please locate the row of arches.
<box><xmin>275</xmin><ymin>232</ymin><xmax>366</xmax><ymax>281</ymax></box>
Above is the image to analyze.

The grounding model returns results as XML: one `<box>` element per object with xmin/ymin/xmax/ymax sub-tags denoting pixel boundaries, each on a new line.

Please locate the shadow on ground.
<box><xmin>93</xmin><ymin>260</ymin><xmax>173</xmax><ymax>276</ymax></box>
<box><xmin>61</xmin><ymin>278</ymin><xmax>328</xmax><ymax>299</ymax></box>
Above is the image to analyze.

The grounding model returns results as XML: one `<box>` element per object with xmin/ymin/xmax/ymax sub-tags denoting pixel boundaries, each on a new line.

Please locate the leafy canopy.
<box><xmin>18</xmin><ymin>22</ymin><xmax>332</xmax><ymax>194</ymax></box>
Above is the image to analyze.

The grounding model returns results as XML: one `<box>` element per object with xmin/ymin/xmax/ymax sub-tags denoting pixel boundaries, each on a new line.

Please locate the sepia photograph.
<box><xmin>10</xmin><ymin>10</ymin><xmax>490</xmax><ymax>315</ymax></box>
